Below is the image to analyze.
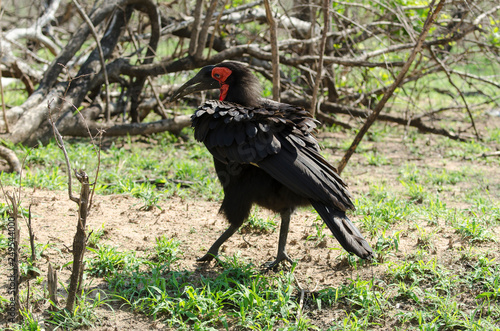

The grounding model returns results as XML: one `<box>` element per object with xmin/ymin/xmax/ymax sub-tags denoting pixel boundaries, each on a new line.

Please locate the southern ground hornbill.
<box><xmin>171</xmin><ymin>61</ymin><xmax>373</xmax><ymax>267</ymax></box>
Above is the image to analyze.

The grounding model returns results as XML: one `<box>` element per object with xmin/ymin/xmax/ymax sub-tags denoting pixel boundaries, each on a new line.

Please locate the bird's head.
<box><xmin>170</xmin><ymin>62</ymin><xmax>262</xmax><ymax>108</ymax></box>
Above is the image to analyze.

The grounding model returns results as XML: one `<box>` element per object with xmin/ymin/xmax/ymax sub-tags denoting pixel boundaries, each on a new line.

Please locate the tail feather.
<box><xmin>310</xmin><ymin>200</ymin><xmax>373</xmax><ymax>259</ymax></box>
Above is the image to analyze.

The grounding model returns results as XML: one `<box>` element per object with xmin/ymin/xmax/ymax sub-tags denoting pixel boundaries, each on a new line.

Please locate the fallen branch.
<box><xmin>466</xmin><ymin>151</ymin><xmax>500</xmax><ymax>160</ymax></box>
<box><xmin>284</xmin><ymin>97</ymin><xmax>465</xmax><ymax>141</ymax></box>
<box><xmin>57</xmin><ymin>115</ymin><xmax>192</xmax><ymax>137</ymax></box>
<box><xmin>0</xmin><ymin>145</ymin><xmax>21</xmax><ymax>173</ymax></box>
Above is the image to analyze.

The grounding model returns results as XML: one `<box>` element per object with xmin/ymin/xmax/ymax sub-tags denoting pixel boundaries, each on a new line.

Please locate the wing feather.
<box><xmin>192</xmin><ymin>99</ymin><xmax>353</xmax><ymax>211</ymax></box>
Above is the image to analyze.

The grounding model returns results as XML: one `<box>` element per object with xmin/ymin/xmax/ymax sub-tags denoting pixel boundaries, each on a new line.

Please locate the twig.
<box><xmin>27</xmin><ymin>205</ymin><xmax>36</xmax><ymax>262</ymax></box>
<box><xmin>56</xmin><ymin>114</ymin><xmax>192</xmax><ymax>137</ymax></box>
<box><xmin>241</xmin><ymin>234</ymin><xmax>256</xmax><ymax>248</ymax></box>
<box><xmin>264</xmin><ymin>0</ymin><xmax>280</xmax><ymax>102</ymax></box>
<box><xmin>473</xmin><ymin>4</ymin><xmax>500</xmax><ymax>25</ymax></box>
<box><xmin>0</xmin><ymin>6</ymin><xmax>9</xmax><ymax>133</ymax></box>
<box><xmin>466</xmin><ymin>151</ymin><xmax>500</xmax><ymax>160</ymax></box>
<box><xmin>72</xmin><ymin>0</ymin><xmax>111</xmax><ymax>121</ymax></box>
<box><xmin>126</xmin><ymin>25</ymin><xmax>168</xmax><ymax>118</ymax></box>
<box><xmin>88</xmin><ymin>130</ymin><xmax>103</xmax><ymax>211</ymax></box>
<box><xmin>316</xmin><ymin>111</ymin><xmax>353</xmax><ymax>129</ymax></box>
<box><xmin>448</xmin><ymin>69</ymin><xmax>500</xmax><ymax>90</ymax></box>
<box><xmin>65</xmin><ymin>170</ymin><xmax>90</xmax><ymax>312</ymax></box>
<box><xmin>284</xmin><ymin>97</ymin><xmax>466</xmax><ymax>141</ymax></box>
<box><xmin>207</xmin><ymin>0</ymin><xmax>229</xmax><ymax>59</ymax></box>
<box><xmin>293</xmin><ymin>274</ymin><xmax>305</xmax><ymax>323</ymax></box>
<box><xmin>48</xmin><ymin>100</ymin><xmax>78</xmax><ymax>203</ymax></box>
<box><xmin>337</xmin><ymin>0</ymin><xmax>446</xmax><ymax>174</ymax></box>
<box><xmin>296</xmin><ymin>287</ymin><xmax>305</xmax><ymax>323</ymax></box>
<box><xmin>195</xmin><ymin>0</ymin><xmax>218</xmax><ymax>60</ymax></box>
<box><xmin>429</xmin><ymin>47</ymin><xmax>480</xmax><ymax>140</ymax></box>
<box><xmin>310</xmin><ymin>0</ymin><xmax>330</xmax><ymax>116</ymax></box>
<box><xmin>55</xmin><ymin>68</ymin><xmax>103</xmax><ymax>210</ymax></box>
<box><xmin>49</xmin><ymin>108</ymin><xmax>92</xmax><ymax>312</ymax></box>
<box><xmin>189</xmin><ymin>0</ymin><xmax>204</xmax><ymax>56</ymax></box>
<box><xmin>293</xmin><ymin>275</ymin><xmax>319</xmax><ymax>324</ymax></box>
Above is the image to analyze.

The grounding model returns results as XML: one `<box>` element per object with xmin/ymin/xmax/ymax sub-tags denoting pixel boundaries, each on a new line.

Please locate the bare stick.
<box><xmin>27</xmin><ymin>205</ymin><xmax>35</xmax><ymax>262</ymax></box>
<box><xmin>72</xmin><ymin>0</ymin><xmax>111</xmax><ymax>121</ymax></box>
<box><xmin>49</xmin><ymin>109</ymin><xmax>91</xmax><ymax>311</ymax></box>
<box><xmin>48</xmin><ymin>95</ymin><xmax>100</xmax><ymax>312</ymax></box>
<box><xmin>208</xmin><ymin>0</ymin><xmax>229</xmax><ymax>59</ymax></box>
<box><xmin>337</xmin><ymin>0</ymin><xmax>445</xmax><ymax>174</ymax></box>
<box><xmin>47</xmin><ymin>263</ymin><xmax>58</xmax><ymax>310</ymax></box>
<box><xmin>0</xmin><ymin>5</ymin><xmax>9</xmax><ymax>133</ymax></box>
<box><xmin>189</xmin><ymin>0</ymin><xmax>204</xmax><ymax>56</ymax></box>
<box><xmin>48</xmin><ymin>100</ymin><xmax>78</xmax><ymax>203</ymax></box>
<box><xmin>264</xmin><ymin>0</ymin><xmax>280</xmax><ymax>102</ymax></box>
<box><xmin>65</xmin><ymin>169</ymin><xmax>90</xmax><ymax>312</ymax></box>
<box><xmin>310</xmin><ymin>0</ymin><xmax>330</xmax><ymax>116</ymax></box>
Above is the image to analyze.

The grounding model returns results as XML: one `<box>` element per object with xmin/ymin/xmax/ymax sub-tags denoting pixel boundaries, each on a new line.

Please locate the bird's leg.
<box><xmin>197</xmin><ymin>224</ymin><xmax>239</xmax><ymax>262</ymax></box>
<box><xmin>265</xmin><ymin>208</ymin><xmax>293</xmax><ymax>269</ymax></box>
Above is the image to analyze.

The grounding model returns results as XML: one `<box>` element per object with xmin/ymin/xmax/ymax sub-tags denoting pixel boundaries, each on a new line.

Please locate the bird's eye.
<box><xmin>214</xmin><ymin>73</ymin><xmax>220</xmax><ymax>78</ymax></box>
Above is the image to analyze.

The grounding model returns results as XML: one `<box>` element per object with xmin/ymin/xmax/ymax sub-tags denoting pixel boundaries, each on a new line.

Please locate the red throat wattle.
<box><xmin>212</xmin><ymin>67</ymin><xmax>232</xmax><ymax>101</ymax></box>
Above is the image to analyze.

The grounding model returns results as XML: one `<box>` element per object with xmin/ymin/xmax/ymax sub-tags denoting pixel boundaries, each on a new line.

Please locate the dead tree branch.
<box><xmin>310</xmin><ymin>0</ymin><xmax>330</xmax><ymax>116</ymax></box>
<box><xmin>429</xmin><ymin>47</ymin><xmax>481</xmax><ymax>140</ymax></box>
<box><xmin>72</xmin><ymin>0</ymin><xmax>111</xmax><ymax>121</ymax></box>
<box><xmin>49</xmin><ymin>109</ymin><xmax>96</xmax><ymax>312</ymax></box>
<box><xmin>285</xmin><ymin>97</ymin><xmax>466</xmax><ymax>141</ymax></box>
<box><xmin>337</xmin><ymin>0</ymin><xmax>446</xmax><ymax>174</ymax></box>
<box><xmin>0</xmin><ymin>145</ymin><xmax>20</xmax><ymax>173</ymax></box>
<box><xmin>0</xmin><ymin>0</ymin><xmax>496</xmax><ymax>145</ymax></box>
<box><xmin>264</xmin><ymin>0</ymin><xmax>280</xmax><ymax>102</ymax></box>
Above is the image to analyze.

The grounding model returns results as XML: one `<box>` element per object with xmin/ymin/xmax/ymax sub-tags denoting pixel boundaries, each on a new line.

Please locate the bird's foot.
<box><xmin>263</xmin><ymin>252</ymin><xmax>293</xmax><ymax>270</ymax></box>
<box><xmin>197</xmin><ymin>250</ymin><xmax>218</xmax><ymax>263</ymax></box>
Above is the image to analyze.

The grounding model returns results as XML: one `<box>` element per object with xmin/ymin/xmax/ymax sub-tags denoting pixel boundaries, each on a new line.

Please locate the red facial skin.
<box><xmin>211</xmin><ymin>67</ymin><xmax>232</xmax><ymax>101</ymax></box>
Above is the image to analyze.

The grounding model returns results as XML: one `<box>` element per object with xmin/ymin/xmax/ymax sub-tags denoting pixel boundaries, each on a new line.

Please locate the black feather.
<box><xmin>188</xmin><ymin>62</ymin><xmax>373</xmax><ymax>263</ymax></box>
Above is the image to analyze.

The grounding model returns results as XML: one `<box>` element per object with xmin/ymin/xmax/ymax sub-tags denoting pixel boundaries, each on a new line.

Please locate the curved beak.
<box><xmin>170</xmin><ymin>65</ymin><xmax>219</xmax><ymax>102</ymax></box>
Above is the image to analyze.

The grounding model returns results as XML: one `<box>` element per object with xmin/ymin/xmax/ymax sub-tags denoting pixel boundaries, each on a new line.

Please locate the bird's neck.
<box><xmin>222</xmin><ymin>84</ymin><xmax>262</xmax><ymax>108</ymax></box>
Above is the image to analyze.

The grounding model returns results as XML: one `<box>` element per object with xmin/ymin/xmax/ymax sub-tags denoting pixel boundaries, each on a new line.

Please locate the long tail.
<box><xmin>310</xmin><ymin>201</ymin><xmax>373</xmax><ymax>259</ymax></box>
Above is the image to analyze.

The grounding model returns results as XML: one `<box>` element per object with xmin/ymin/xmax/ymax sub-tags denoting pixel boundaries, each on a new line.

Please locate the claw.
<box><xmin>263</xmin><ymin>251</ymin><xmax>293</xmax><ymax>270</ymax></box>
<box><xmin>197</xmin><ymin>251</ymin><xmax>218</xmax><ymax>262</ymax></box>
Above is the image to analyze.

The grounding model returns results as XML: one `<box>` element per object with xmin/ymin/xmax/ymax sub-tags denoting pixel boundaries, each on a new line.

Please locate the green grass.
<box><xmin>107</xmin><ymin>253</ymin><xmax>312</xmax><ymax>330</ymax></box>
<box><xmin>1</xmin><ymin>115</ymin><xmax>499</xmax><ymax>330</ymax></box>
<box><xmin>240</xmin><ymin>207</ymin><xmax>278</xmax><ymax>234</ymax></box>
<box><xmin>0</xmin><ymin>130</ymin><xmax>220</xmax><ymax>207</ymax></box>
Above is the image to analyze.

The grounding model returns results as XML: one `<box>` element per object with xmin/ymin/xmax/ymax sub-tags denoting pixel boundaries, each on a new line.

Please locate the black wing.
<box><xmin>192</xmin><ymin>99</ymin><xmax>373</xmax><ymax>258</ymax></box>
<box><xmin>192</xmin><ymin>99</ymin><xmax>354</xmax><ymax>211</ymax></box>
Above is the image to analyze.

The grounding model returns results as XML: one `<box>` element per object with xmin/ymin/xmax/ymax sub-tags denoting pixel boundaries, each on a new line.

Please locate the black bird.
<box><xmin>171</xmin><ymin>61</ymin><xmax>373</xmax><ymax>267</ymax></box>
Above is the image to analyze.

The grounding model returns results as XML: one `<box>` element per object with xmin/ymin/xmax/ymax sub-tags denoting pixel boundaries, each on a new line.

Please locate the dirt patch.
<box><xmin>1</xmin><ymin>187</ymin><xmax>378</xmax><ymax>329</ymax></box>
